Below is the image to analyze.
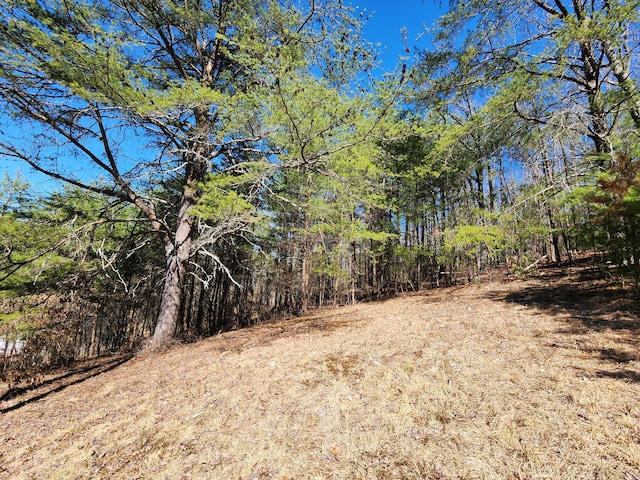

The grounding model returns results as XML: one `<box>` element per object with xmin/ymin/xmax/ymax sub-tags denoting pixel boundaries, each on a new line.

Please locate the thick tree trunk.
<box><xmin>152</xmin><ymin>250</ymin><xmax>188</xmax><ymax>345</ymax></box>
<box><xmin>150</xmin><ymin>184</ymin><xmax>197</xmax><ymax>346</ymax></box>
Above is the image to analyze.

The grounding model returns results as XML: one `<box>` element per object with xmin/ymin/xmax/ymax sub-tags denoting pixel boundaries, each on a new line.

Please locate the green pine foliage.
<box><xmin>0</xmin><ymin>0</ymin><xmax>639</xmax><ymax>369</ymax></box>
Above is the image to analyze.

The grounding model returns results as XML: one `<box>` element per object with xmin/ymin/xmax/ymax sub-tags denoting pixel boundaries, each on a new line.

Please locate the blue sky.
<box><xmin>360</xmin><ymin>0</ymin><xmax>447</xmax><ymax>70</ymax></box>
<box><xmin>1</xmin><ymin>1</ymin><xmax>450</xmax><ymax>191</ymax></box>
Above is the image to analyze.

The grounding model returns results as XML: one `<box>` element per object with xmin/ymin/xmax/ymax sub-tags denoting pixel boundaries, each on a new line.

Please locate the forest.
<box><xmin>0</xmin><ymin>0</ymin><xmax>639</xmax><ymax>379</ymax></box>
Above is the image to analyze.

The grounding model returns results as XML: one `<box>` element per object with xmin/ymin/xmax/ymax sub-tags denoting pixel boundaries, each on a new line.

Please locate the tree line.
<box><xmin>0</xmin><ymin>0</ymin><xmax>638</xmax><ymax>380</ymax></box>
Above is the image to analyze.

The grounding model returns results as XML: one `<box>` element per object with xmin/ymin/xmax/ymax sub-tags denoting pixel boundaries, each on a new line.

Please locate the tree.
<box><xmin>0</xmin><ymin>0</ymin><xmax>381</xmax><ymax>346</ymax></box>
<box><xmin>427</xmin><ymin>0</ymin><xmax>640</xmax><ymax>154</ymax></box>
<box><xmin>0</xmin><ymin>181</ymin><xmax>159</xmax><ymax>373</ymax></box>
<box><xmin>398</xmin><ymin>0</ymin><xmax>640</xmax><ymax>273</ymax></box>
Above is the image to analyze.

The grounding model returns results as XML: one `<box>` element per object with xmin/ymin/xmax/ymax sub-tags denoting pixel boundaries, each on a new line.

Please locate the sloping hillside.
<box><xmin>1</xmin><ymin>265</ymin><xmax>639</xmax><ymax>479</ymax></box>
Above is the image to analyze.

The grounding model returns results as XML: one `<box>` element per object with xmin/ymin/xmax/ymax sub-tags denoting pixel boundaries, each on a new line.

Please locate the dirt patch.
<box><xmin>1</xmin><ymin>264</ymin><xmax>639</xmax><ymax>479</ymax></box>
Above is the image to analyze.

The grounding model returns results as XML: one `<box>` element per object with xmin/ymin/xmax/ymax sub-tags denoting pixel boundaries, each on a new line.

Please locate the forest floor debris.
<box><xmin>1</xmin><ymin>262</ymin><xmax>639</xmax><ymax>479</ymax></box>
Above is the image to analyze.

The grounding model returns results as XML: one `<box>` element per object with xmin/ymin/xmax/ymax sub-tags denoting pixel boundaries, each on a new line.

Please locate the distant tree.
<box><xmin>400</xmin><ymin>0</ymin><xmax>640</xmax><ymax>273</ymax></box>
<box><xmin>0</xmin><ymin>179</ymin><xmax>165</xmax><ymax>378</ymax></box>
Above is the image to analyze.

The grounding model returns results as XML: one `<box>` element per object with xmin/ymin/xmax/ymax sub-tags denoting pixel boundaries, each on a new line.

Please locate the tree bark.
<box><xmin>152</xmin><ymin>251</ymin><xmax>187</xmax><ymax>346</ymax></box>
<box><xmin>150</xmin><ymin>183</ymin><xmax>197</xmax><ymax>346</ymax></box>
<box><xmin>300</xmin><ymin>215</ymin><xmax>310</xmax><ymax>313</ymax></box>
<box><xmin>603</xmin><ymin>41</ymin><xmax>640</xmax><ymax>130</ymax></box>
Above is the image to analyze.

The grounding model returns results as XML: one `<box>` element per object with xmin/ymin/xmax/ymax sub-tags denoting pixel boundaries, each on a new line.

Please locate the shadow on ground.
<box><xmin>0</xmin><ymin>307</ymin><xmax>371</xmax><ymax>413</ymax></box>
<box><xmin>197</xmin><ymin>307</ymin><xmax>371</xmax><ymax>356</ymax></box>
<box><xmin>486</xmin><ymin>260</ymin><xmax>640</xmax><ymax>381</ymax></box>
<box><xmin>0</xmin><ymin>355</ymin><xmax>132</xmax><ymax>413</ymax></box>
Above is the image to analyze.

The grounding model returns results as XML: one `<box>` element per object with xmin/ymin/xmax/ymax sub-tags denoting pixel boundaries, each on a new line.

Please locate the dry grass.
<box><xmin>1</xmin><ymin>265</ymin><xmax>640</xmax><ymax>479</ymax></box>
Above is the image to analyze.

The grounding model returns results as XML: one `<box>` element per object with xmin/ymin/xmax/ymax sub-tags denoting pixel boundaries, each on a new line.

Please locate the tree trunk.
<box><xmin>547</xmin><ymin>207</ymin><xmax>560</xmax><ymax>264</ymax></box>
<box><xmin>150</xmin><ymin>183</ymin><xmax>197</xmax><ymax>346</ymax></box>
<box><xmin>152</xmin><ymin>254</ymin><xmax>186</xmax><ymax>345</ymax></box>
<box><xmin>603</xmin><ymin>41</ymin><xmax>640</xmax><ymax>130</ymax></box>
<box><xmin>300</xmin><ymin>217</ymin><xmax>310</xmax><ymax>313</ymax></box>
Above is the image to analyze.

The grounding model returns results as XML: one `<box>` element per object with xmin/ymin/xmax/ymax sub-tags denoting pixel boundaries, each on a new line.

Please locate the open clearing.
<box><xmin>1</xmin><ymin>263</ymin><xmax>639</xmax><ymax>479</ymax></box>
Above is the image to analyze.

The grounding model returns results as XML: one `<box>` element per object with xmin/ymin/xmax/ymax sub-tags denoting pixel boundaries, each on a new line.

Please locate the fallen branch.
<box><xmin>523</xmin><ymin>254</ymin><xmax>548</xmax><ymax>272</ymax></box>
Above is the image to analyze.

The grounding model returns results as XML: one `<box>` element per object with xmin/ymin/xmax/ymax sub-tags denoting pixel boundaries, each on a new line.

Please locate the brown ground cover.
<box><xmin>1</xmin><ymin>262</ymin><xmax>639</xmax><ymax>479</ymax></box>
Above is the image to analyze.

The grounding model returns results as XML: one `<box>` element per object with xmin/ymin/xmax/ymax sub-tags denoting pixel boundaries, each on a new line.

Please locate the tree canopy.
<box><xmin>0</xmin><ymin>0</ymin><xmax>638</xmax><ymax>369</ymax></box>
<box><xmin>0</xmin><ymin>0</ymin><xmax>391</xmax><ymax>347</ymax></box>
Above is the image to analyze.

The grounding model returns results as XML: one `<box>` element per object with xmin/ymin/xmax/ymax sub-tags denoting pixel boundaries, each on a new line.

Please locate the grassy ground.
<box><xmin>1</xmin><ymin>263</ymin><xmax>639</xmax><ymax>479</ymax></box>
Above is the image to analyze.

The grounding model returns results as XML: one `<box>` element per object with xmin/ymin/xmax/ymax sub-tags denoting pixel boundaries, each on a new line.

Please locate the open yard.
<box><xmin>1</xmin><ymin>263</ymin><xmax>639</xmax><ymax>479</ymax></box>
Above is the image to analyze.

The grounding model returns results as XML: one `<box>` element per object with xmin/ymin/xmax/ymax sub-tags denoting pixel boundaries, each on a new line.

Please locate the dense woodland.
<box><xmin>0</xmin><ymin>0</ymin><xmax>639</xmax><ymax>379</ymax></box>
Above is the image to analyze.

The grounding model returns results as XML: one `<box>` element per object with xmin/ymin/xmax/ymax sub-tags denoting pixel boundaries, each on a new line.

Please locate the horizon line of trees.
<box><xmin>1</xmin><ymin>0</ymin><xmax>639</xmax><ymax>382</ymax></box>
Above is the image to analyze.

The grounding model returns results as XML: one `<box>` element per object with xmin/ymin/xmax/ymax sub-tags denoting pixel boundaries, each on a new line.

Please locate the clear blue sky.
<box><xmin>360</xmin><ymin>0</ymin><xmax>447</xmax><ymax>70</ymax></box>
